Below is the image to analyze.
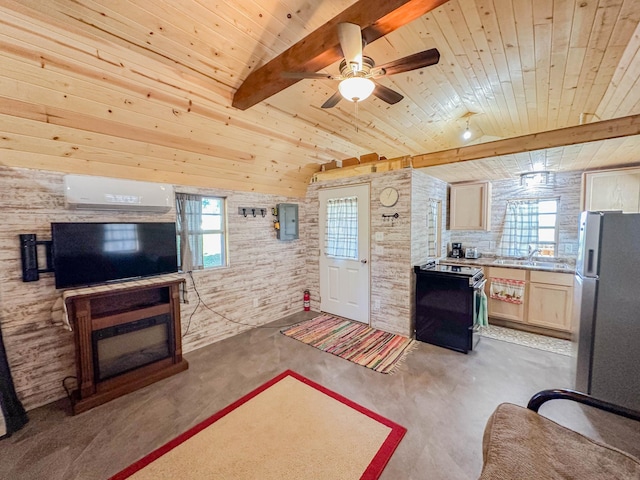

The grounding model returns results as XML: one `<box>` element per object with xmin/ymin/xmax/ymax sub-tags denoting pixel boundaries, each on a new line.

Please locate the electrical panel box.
<box><xmin>277</xmin><ymin>203</ymin><xmax>299</xmax><ymax>241</ymax></box>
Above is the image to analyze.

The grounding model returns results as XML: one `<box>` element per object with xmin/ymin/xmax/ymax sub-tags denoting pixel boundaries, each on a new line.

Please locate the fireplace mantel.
<box><xmin>65</xmin><ymin>278</ymin><xmax>189</xmax><ymax>414</ymax></box>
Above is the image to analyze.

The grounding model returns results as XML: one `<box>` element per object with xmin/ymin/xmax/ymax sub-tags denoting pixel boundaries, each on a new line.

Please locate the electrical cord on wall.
<box><xmin>61</xmin><ymin>376</ymin><xmax>77</xmax><ymax>402</ymax></box>
<box><xmin>182</xmin><ymin>271</ymin><xmax>201</xmax><ymax>337</ymax></box>
<box><xmin>183</xmin><ymin>270</ymin><xmax>306</xmax><ymax>338</ymax></box>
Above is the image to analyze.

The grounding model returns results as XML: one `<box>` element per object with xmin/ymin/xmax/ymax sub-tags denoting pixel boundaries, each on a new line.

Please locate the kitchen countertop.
<box><xmin>438</xmin><ymin>256</ymin><xmax>576</xmax><ymax>274</ymax></box>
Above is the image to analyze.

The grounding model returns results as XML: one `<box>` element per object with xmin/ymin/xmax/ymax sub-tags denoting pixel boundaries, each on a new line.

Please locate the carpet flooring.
<box><xmin>109</xmin><ymin>370</ymin><xmax>406</xmax><ymax>480</ymax></box>
<box><xmin>281</xmin><ymin>314</ymin><xmax>416</xmax><ymax>374</ymax></box>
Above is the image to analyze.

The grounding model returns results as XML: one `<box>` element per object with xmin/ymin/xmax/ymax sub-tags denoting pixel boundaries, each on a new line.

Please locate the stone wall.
<box><xmin>445</xmin><ymin>172</ymin><xmax>582</xmax><ymax>258</ymax></box>
<box><xmin>0</xmin><ymin>166</ymin><xmax>305</xmax><ymax>410</ymax></box>
<box><xmin>306</xmin><ymin>170</ymin><xmax>411</xmax><ymax>336</ymax></box>
<box><xmin>411</xmin><ymin>169</ymin><xmax>449</xmax><ymax>265</ymax></box>
<box><xmin>1</xmin><ymin>164</ymin><xmax>583</xmax><ymax>411</ymax></box>
<box><xmin>305</xmin><ymin>168</ymin><xmax>448</xmax><ymax>337</ymax></box>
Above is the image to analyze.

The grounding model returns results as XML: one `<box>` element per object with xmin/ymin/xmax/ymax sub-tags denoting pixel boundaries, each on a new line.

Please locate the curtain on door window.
<box><xmin>176</xmin><ymin>193</ymin><xmax>204</xmax><ymax>271</ymax></box>
<box><xmin>427</xmin><ymin>199</ymin><xmax>439</xmax><ymax>257</ymax></box>
<box><xmin>324</xmin><ymin>196</ymin><xmax>358</xmax><ymax>259</ymax></box>
<box><xmin>498</xmin><ymin>199</ymin><xmax>539</xmax><ymax>256</ymax></box>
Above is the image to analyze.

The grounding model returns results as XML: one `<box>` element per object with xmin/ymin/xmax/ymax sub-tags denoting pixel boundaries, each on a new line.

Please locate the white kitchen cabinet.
<box><xmin>527</xmin><ymin>271</ymin><xmax>573</xmax><ymax>332</ymax></box>
<box><xmin>449</xmin><ymin>181</ymin><xmax>491</xmax><ymax>230</ymax></box>
<box><xmin>487</xmin><ymin>267</ymin><xmax>526</xmax><ymax>323</ymax></box>
<box><xmin>583</xmin><ymin>168</ymin><xmax>640</xmax><ymax>213</ymax></box>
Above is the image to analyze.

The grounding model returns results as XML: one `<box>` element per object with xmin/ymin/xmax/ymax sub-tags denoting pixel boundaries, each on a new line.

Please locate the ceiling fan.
<box><xmin>283</xmin><ymin>22</ymin><xmax>440</xmax><ymax>109</ymax></box>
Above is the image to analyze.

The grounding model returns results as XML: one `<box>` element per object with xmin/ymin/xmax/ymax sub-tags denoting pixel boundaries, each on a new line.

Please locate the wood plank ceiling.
<box><xmin>1</xmin><ymin>0</ymin><xmax>639</xmax><ymax>195</ymax></box>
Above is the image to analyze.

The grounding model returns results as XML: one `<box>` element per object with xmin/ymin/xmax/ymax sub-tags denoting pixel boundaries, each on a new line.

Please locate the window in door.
<box><xmin>324</xmin><ymin>196</ymin><xmax>358</xmax><ymax>259</ymax></box>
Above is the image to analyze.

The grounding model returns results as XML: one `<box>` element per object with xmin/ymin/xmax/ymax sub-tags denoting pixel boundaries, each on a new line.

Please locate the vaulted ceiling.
<box><xmin>1</xmin><ymin>0</ymin><xmax>639</xmax><ymax>196</ymax></box>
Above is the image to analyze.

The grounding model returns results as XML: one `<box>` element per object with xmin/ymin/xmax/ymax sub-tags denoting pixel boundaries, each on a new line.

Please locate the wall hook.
<box><xmin>239</xmin><ymin>206</ymin><xmax>267</xmax><ymax>218</ymax></box>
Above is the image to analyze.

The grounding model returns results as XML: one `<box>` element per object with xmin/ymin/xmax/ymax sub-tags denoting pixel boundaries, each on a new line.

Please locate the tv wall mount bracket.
<box><xmin>19</xmin><ymin>234</ymin><xmax>54</xmax><ymax>282</ymax></box>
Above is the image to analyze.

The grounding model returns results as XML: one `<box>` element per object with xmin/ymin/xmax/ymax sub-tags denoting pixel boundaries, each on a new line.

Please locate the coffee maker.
<box><xmin>451</xmin><ymin>242</ymin><xmax>462</xmax><ymax>258</ymax></box>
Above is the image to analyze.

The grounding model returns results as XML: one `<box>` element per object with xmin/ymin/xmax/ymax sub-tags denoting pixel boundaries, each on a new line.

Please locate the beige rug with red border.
<box><xmin>110</xmin><ymin>370</ymin><xmax>406</xmax><ymax>480</ymax></box>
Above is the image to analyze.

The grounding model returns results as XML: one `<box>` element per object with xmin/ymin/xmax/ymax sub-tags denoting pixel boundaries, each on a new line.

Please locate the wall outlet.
<box><xmin>375</xmin><ymin>245</ymin><xmax>384</xmax><ymax>255</ymax></box>
<box><xmin>253</xmin><ymin>298</ymin><xmax>259</xmax><ymax>308</ymax></box>
<box><xmin>375</xmin><ymin>232</ymin><xmax>384</xmax><ymax>242</ymax></box>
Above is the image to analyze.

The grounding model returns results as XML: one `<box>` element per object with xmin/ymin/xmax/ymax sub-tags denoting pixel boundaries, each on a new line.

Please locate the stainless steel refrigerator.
<box><xmin>574</xmin><ymin>211</ymin><xmax>640</xmax><ymax>412</ymax></box>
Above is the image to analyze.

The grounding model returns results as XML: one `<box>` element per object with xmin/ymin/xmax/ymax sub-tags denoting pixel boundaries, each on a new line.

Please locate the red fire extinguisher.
<box><xmin>303</xmin><ymin>290</ymin><xmax>310</xmax><ymax>311</ymax></box>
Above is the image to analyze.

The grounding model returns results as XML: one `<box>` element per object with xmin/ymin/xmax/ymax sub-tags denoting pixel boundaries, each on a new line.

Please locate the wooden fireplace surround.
<box><xmin>65</xmin><ymin>278</ymin><xmax>188</xmax><ymax>414</ymax></box>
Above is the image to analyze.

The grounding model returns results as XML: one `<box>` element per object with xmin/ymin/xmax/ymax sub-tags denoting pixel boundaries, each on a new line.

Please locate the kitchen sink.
<box><xmin>492</xmin><ymin>259</ymin><xmax>570</xmax><ymax>270</ymax></box>
<box><xmin>492</xmin><ymin>259</ymin><xmax>524</xmax><ymax>265</ymax></box>
<box><xmin>529</xmin><ymin>261</ymin><xmax>569</xmax><ymax>269</ymax></box>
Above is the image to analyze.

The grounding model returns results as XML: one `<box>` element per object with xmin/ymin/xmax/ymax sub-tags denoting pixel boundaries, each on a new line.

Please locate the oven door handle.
<box><xmin>475</xmin><ymin>278</ymin><xmax>487</xmax><ymax>290</ymax></box>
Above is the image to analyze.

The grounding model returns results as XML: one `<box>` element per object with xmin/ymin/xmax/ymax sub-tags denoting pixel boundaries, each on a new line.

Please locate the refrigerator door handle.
<box><xmin>577</xmin><ymin>211</ymin><xmax>602</xmax><ymax>278</ymax></box>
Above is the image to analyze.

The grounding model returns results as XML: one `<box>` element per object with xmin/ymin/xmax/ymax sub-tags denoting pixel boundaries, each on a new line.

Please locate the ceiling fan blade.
<box><xmin>281</xmin><ymin>72</ymin><xmax>336</xmax><ymax>80</ymax></box>
<box><xmin>337</xmin><ymin>22</ymin><xmax>363</xmax><ymax>71</ymax></box>
<box><xmin>321</xmin><ymin>90</ymin><xmax>343</xmax><ymax>109</ymax></box>
<box><xmin>375</xmin><ymin>48</ymin><xmax>440</xmax><ymax>76</ymax></box>
<box><xmin>372</xmin><ymin>83</ymin><xmax>404</xmax><ymax>105</ymax></box>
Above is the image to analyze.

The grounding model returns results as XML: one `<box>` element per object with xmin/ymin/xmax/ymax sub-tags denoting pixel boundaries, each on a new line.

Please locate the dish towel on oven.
<box><xmin>490</xmin><ymin>278</ymin><xmax>525</xmax><ymax>304</ymax></box>
<box><xmin>477</xmin><ymin>290</ymin><xmax>489</xmax><ymax>327</ymax></box>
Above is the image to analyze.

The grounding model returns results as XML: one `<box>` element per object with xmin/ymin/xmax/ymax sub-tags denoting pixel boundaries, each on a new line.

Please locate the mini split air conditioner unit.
<box><xmin>63</xmin><ymin>175</ymin><xmax>173</xmax><ymax>212</ymax></box>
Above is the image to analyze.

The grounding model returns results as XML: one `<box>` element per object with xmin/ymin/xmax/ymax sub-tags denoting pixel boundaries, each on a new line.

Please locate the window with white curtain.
<box><xmin>176</xmin><ymin>193</ymin><xmax>227</xmax><ymax>271</ymax></box>
<box><xmin>499</xmin><ymin>198</ymin><xmax>558</xmax><ymax>257</ymax></box>
<box><xmin>324</xmin><ymin>196</ymin><xmax>358</xmax><ymax>259</ymax></box>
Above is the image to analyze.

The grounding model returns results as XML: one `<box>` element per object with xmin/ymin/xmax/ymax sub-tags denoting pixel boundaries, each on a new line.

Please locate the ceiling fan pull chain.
<box><xmin>355</xmin><ymin>100</ymin><xmax>359</xmax><ymax>133</ymax></box>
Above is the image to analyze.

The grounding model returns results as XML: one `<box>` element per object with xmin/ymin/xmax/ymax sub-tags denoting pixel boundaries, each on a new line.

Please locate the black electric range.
<box><xmin>414</xmin><ymin>262</ymin><xmax>486</xmax><ymax>353</ymax></box>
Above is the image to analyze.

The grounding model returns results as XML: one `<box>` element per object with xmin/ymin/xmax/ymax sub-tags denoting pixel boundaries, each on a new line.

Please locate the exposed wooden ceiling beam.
<box><xmin>412</xmin><ymin>114</ymin><xmax>640</xmax><ymax>168</ymax></box>
<box><xmin>232</xmin><ymin>0</ymin><xmax>449</xmax><ymax>110</ymax></box>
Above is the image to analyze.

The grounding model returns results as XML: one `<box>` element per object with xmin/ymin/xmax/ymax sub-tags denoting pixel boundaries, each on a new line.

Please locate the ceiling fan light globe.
<box><xmin>462</xmin><ymin>128</ymin><xmax>472</xmax><ymax>140</ymax></box>
<box><xmin>339</xmin><ymin>77</ymin><xmax>375</xmax><ymax>102</ymax></box>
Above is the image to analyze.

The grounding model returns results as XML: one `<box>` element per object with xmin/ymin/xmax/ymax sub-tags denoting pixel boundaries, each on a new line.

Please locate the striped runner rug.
<box><xmin>281</xmin><ymin>314</ymin><xmax>416</xmax><ymax>374</ymax></box>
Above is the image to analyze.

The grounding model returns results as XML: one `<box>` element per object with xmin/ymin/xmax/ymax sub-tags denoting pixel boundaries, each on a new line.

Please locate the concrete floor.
<box><xmin>1</xmin><ymin>310</ymin><xmax>639</xmax><ymax>480</ymax></box>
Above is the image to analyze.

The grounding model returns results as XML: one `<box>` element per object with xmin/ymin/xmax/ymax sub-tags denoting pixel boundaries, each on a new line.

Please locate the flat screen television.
<box><xmin>51</xmin><ymin>222</ymin><xmax>178</xmax><ymax>289</ymax></box>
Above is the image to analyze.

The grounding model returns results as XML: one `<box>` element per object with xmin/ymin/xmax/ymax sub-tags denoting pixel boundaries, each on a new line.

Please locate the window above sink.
<box><xmin>498</xmin><ymin>198</ymin><xmax>559</xmax><ymax>258</ymax></box>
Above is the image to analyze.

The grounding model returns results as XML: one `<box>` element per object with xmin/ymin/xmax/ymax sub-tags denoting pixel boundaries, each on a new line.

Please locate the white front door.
<box><xmin>318</xmin><ymin>184</ymin><xmax>370</xmax><ymax>323</ymax></box>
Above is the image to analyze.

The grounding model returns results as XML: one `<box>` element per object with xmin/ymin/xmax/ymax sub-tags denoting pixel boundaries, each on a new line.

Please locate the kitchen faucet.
<box><xmin>527</xmin><ymin>246</ymin><xmax>541</xmax><ymax>261</ymax></box>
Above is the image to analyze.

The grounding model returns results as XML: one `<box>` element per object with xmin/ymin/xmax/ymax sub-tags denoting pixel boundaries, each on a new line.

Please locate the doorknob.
<box><xmin>361</xmin><ymin>259</ymin><xmax>368</xmax><ymax>264</ymax></box>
